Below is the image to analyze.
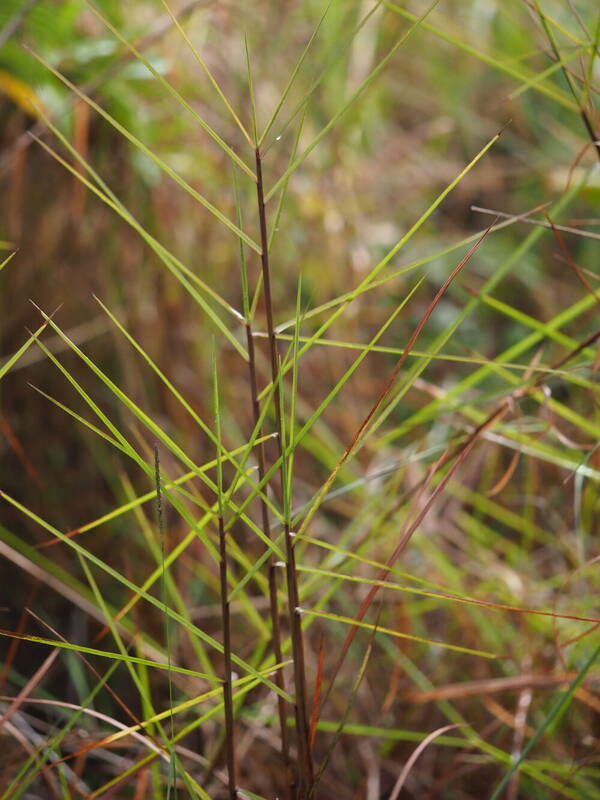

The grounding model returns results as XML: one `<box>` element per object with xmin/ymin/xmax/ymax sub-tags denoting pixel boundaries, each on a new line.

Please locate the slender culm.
<box><xmin>154</xmin><ymin>444</ymin><xmax>177</xmax><ymax>795</ymax></box>
<box><xmin>245</xmin><ymin>321</ymin><xmax>292</xmax><ymax>792</ymax></box>
<box><xmin>212</xmin><ymin>347</ymin><xmax>237</xmax><ymax>799</ymax></box>
<box><xmin>218</xmin><ymin>513</ymin><xmax>237</xmax><ymax>800</ymax></box>
<box><xmin>255</xmin><ymin>146</ymin><xmax>314</xmax><ymax>797</ymax></box>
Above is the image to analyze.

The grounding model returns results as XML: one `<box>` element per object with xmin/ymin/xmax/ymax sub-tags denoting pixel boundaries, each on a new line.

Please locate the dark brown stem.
<box><xmin>255</xmin><ymin>146</ymin><xmax>314</xmax><ymax>797</ymax></box>
<box><xmin>245</xmin><ymin>322</ymin><xmax>292</xmax><ymax>792</ymax></box>
<box><xmin>218</xmin><ymin>514</ymin><xmax>237</xmax><ymax>799</ymax></box>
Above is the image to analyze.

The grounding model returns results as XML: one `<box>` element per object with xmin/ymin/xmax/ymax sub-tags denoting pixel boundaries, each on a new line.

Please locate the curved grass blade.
<box><xmin>388</xmin><ymin>724</ymin><xmax>466</xmax><ymax>800</ymax></box>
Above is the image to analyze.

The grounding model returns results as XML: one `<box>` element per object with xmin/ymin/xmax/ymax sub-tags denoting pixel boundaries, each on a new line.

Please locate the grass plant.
<box><xmin>1</xmin><ymin>1</ymin><xmax>599</xmax><ymax>798</ymax></box>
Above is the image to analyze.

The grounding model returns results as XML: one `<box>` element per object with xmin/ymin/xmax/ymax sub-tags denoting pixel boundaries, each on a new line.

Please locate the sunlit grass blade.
<box><xmin>297</xmin><ymin>608</ymin><xmax>500</xmax><ymax>658</ymax></box>
<box><xmin>244</xmin><ymin>33</ymin><xmax>258</xmax><ymax>145</ymax></box>
<box><xmin>36</xmin><ymin>436</ymin><xmax>274</xmax><ymax>547</ymax></box>
<box><xmin>295</xmin><ymin>223</ymin><xmax>495</xmax><ymax>539</ymax></box>
<box><xmin>94</xmin><ymin>296</ymin><xmax>279</xmax><ymax>517</ymax></box>
<box><xmin>0</xmin><ymin>250</ymin><xmax>16</xmax><ymax>273</ymax></box>
<box><xmin>0</xmin><ymin>491</ymin><xmax>293</xmax><ymax>702</ymax></box>
<box><xmin>0</xmin><ymin>321</ymin><xmax>50</xmax><ymax>380</ymax></box>
<box><xmin>272</xmin><ymin>209</ymin><xmax>536</xmax><ymax>335</ymax></box>
<box><xmin>227</xmin><ymin>280</ymin><xmax>424</xmax><ymax>544</ymax></box>
<box><xmin>32</xmin><ymin>308</ymin><xmax>286</xmax><ymax>559</ymax></box>
<box><xmin>294</xmin><ymin>565</ymin><xmax>600</xmax><ymax>624</ymax></box>
<box><xmin>31</xmin><ymin>128</ymin><xmax>248</xmax><ymax>359</ymax></box>
<box><xmin>265</xmin><ymin>0</ymin><xmax>442</xmax><ymax>202</ymax></box>
<box><xmin>384</xmin><ymin>1</ymin><xmax>579</xmax><ymax>111</ymax></box>
<box><xmin>83</xmin><ymin>0</ymin><xmax>256</xmax><ymax>178</ymax></box>
<box><xmin>261</xmin><ymin>1</ymin><xmax>384</xmax><ymax>154</ymax></box>
<box><xmin>47</xmin><ymin>369</ymin><xmax>277</xmax><ymax>639</ymax></box>
<box><xmin>531</xmin><ymin>0</ymin><xmax>600</xmax><ymax>159</ymax></box>
<box><xmin>256</xmin><ymin>130</ymin><xmax>505</xmax><ymax>407</ymax></box>
<box><xmin>267</xmin><ymin>102</ymin><xmax>307</xmax><ymax>254</ymax></box>
<box><xmin>258</xmin><ymin>1</ymin><xmax>331</xmax><ymax>146</ymax></box>
<box><xmin>158</xmin><ymin>0</ymin><xmax>254</xmax><ymax>147</ymax></box>
<box><xmin>375</xmin><ymin>175</ymin><xmax>590</xmax><ymax>448</ymax></box>
<box><xmin>0</xmin><ymin>628</ymin><xmax>217</xmax><ymax>681</ymax></box>
<box><xmin>0</xmin><ymin>526</ymin><xmax>165</xmax><ymax>664</ymax></box>
<box><xmin>27</xmin><ymin>49</ymin><xmax>262</xmax><ymax>253</ymax></box>
<box><xmin>35</xmin><ymin>103</ymin><xmax>247</xmax><ymax>322</ymax></box>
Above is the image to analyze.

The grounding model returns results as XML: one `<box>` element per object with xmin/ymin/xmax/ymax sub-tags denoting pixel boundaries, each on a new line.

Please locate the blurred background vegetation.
<box><xmin>1</xmin><ymin>0</ymin><xmax>599</xmax><ymax>797</ymax></box>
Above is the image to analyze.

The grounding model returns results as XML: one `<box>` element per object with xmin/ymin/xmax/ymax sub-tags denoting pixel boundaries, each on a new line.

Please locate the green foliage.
<box><xmin>1</xmin><ymin>1</ymin><xmax>599</xmax><ymax>798</ymax></box>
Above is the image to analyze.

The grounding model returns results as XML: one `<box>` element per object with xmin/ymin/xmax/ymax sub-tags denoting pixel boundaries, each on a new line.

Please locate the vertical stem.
<box><xmin>154</xmin><ymin>444</ymin><xmax>177</xmax><ymax>796</ymax></box>
<box><xmin>255</xmin><ymin>147</ymin><xmax>314</xmax><ymax>797</ymax></box>
<box><xmin>213</xmin><ymin>349</ymin><xmax>237</xmax><ymax>799</ymax></box>
<box><xmin>218</xmin><ymin>514</ymin><xmax>237</xmax><ymax>800</ymax></box>
<box><xmin>245</xmin><ymin>323</ymin><xmax>292</xmax><ymax>785</ymax></box>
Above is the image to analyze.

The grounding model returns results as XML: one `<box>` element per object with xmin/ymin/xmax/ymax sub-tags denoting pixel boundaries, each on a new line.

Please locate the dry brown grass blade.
<box><xmin>545</xmin><ymin>213</ymin><xmax>600</xmax><ymax>304</ymax></box>
<box><xmin>573</xmin><ymin>686</ymin><xmax>600</xmax><ymax>715</ymax></box>
<box><xmin>133</xmin><ymin>768</ymin><xmax>150</xmax><ymax>800</ymax></box>
<box><xmin>559</xmin><ymin>622</ymin><xmax>600</xmax><ymax>650</ymax></box>
<box><xmin>0</xmin><ymin>647</ymin><xmax>59</xmax><ymax>728</ymax></box>
<box><xmin>482</xmin><ymin>696</ymin><xmax>534</xmax><ymax>738</ymax></box>
<box><xmin>318</xmin><ymin>401</ymin><xmax>510</xmax><ymax>718</ymax></box>
<box><xmin>0</xmin><ymin>588</ymin><xmax>37</xmax><ymax>693</ymax></box>
<box><xmin>471</xmin><ymin>205</ymin><xmax>600</xmax><ymax>241</ymax></box>
<box><xmin>310</xmin><ymin>223</ymin><xmax>501</xmax><ymax>718</ymax></box>
<box><xmin>388</xmin><ymin>723</ymin><xmax>465</xmax><ymax>800</ymax></box>
<box><xmin>0</xmin><ymin>413</ymin><xmax>43</xmax><ymax>488</ymax></box>
<box><xmin>486</xmin><ymin>448</ymin><xmax>521</xmax><ymax>497</ymax></box>
<box><xmin>404</xmin><ymin>672</ymin><xmax>599</xmax><ymax>703</ymax></box>
<box><xmin>324</xmin><ymin>320</ymin><xmax>600</xmax><ymax>693</ymax></box>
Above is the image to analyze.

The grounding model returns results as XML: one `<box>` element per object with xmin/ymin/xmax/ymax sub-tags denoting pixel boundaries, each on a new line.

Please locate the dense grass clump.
<box><xmin>1</xmin><ymin>1</ymin><xmax>599</xmax><ymax>798</ymax></box>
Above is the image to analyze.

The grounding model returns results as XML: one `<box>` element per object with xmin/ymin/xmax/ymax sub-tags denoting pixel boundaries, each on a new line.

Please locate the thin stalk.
<box><xmin>245</xmin><ymin>323</ymin><xmax>292</xmax><ymax>787</ymax></box>
<box><xmin>235</xmin><ymin>166</ymin><xmax>291</xmax><ymax>790</ymax></box>
<box><xmin>213</xmin><ymin>352</ymin><xmax>237</xmax><ymax>799</ymax></box>
<box><xmin>154</xmin><ymin>445</ymin><xmax>177</xmax><ymax>797</ymax></box>
<box><xmin>255</xmin><ymin>147</ymin><xmax>313</xmax><ymax>796</ymax></box>
<box><xmin>218</xmin><ymin>515</ymin><xmax>236</xmax><ymax>800</ymax></box>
